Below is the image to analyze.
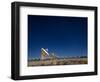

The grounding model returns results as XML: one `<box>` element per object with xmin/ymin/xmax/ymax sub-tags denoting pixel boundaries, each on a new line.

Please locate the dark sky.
<box><xmin>28</xmin><ymin>15</ymin><xmax>87</xmax><ymax>59</ymax></box>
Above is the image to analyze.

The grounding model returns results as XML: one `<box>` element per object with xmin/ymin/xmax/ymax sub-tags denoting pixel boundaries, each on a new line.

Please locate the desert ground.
<box><xmin>28</xmin><ymin>58</ymin><xmax>87</xmax><ymax>66</ymax></box>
